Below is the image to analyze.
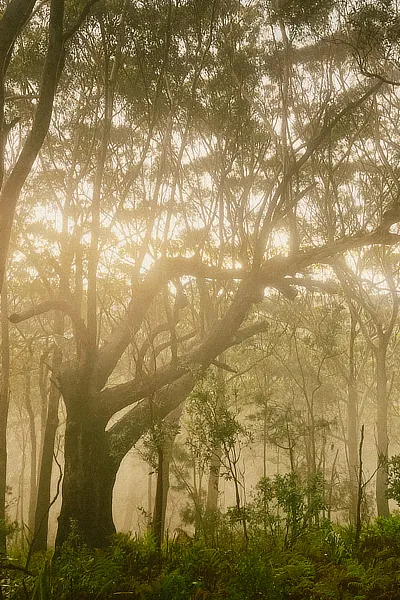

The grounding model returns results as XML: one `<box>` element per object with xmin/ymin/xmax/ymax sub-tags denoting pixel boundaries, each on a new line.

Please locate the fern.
<box><xmin>30</xmin><ymin>560</ymin><xmax>52</xmax><ymax>600</ymax></box>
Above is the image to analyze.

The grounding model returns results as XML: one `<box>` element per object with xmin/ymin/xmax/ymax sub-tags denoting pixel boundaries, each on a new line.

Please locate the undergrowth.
<box><xmin>4</xmin><ymin>516</ymin><xmax>400</xmax><ymax>599</ymax></box>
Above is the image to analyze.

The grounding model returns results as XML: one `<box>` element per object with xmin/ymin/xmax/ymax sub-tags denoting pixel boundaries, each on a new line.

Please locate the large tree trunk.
<box><xmin>53</xmin><ymin>316</ymin><xmax>264</xmax><ymax>548</ymax></box>
<box><xmin>55</xmin><ymin>374</ymin><xmax>199</xmax><ymax>549</ymax></box>
<box><xmin>55</xmin><ymin>411</ymin><xmax>116</xmax><ymax>548</ymax></box>
<box><xmin>376</xmin><ymin>340</ymin><xmax>390</xmax><ymax>517</ymax></box>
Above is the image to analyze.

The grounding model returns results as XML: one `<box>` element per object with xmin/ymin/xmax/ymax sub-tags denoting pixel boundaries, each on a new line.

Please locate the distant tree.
<box><xmin>186</xmin><ymin>378</ymin><xmax>251</xmax><ymax>543</ymax></box>
<box><xmin>336</xmin><ymin>248</ymin><xmax>400</xmax><ymax>517</ymax></box>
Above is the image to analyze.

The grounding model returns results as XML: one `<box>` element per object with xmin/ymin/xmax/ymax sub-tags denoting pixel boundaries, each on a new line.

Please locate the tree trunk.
<box><xmin>55</xmin><ymin>412</ymin><xmax>116</xmax><ymax>549</ymax></box>
<box><xmin>376</xmin><ymin>340</ymin><xmax>390</xmax><ymax>517</ymax></box>
<box><xmin>206</xmin><ymin>447</ymin><xmax>222</xmax><ymax>515</ymax></box>
<box><xmin>152</xmin><ymin>447</ymin><xmax>164</xmax><ymax>549</ymax></box>
<box><xmin>347</xmin><ymin>313</ymin><xmax>358</xmax><ymax>525</ymax></box>
<box><xmin>355</xmin><ymin>425</ymin><xmax>365</xmax><ymax>547</ymax></box>
<box><xmin>205</xmin><ymin>446</ymin><xmax>222</xmax><ymax>544</ymax></box>
<box><xmin>205</xmin><ymin>367</ymin><xmax>225</xmax><ymax>542</ymax></box>
<box><xmin>0</xmin><ymin>0</ymin><xmax>65</xmax><ymax>293</ymax></box>
<box><xmin>151</xmin><ymin>402</ymin><xmax>184</xmax><ymax>545</ymax></box>
<box><xmin>0</xmin><ymin>283</ymin><xmax>9</xmax><ymax>553</ymax></box>
<box><xmin>31</xmin><ymin>356</ymin><xmax>61</xmax><ymax>552</ymax></box>
<box><xmin>24</xmin><ymin>367</ymin><xmax>37</xmax><ymax>536</ymax></box>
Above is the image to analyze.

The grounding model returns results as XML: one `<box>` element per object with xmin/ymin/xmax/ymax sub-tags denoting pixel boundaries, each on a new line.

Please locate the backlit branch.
<box><xmin>9</xmin><ymin>299</ymin><xmax>88</xmax><ymax>347</ymax></box>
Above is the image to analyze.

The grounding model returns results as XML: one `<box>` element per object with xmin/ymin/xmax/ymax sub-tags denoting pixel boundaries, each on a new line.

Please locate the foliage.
<box><xmin>186</xmin><ymin>379</ymin><xmax>252</xmax><ymax>469</ymax></box>
<box><xmin>248</xmin><ymin>473</ymin><xmax>326</xmax><ymax>547</ymax></box>
<box><xmin>387</xmin><ymin>454</ymin><xmax>400</xmax><ymax>505</ymax></box>
<box><xmin>140</xmin><ymin>421</ymin><xmax>181</xmax><ymax>471</ymax></box>
<box><xmin>7</xmin><ymin>516</ymin><xmax>400</xmax><ymax>599</ymax></box>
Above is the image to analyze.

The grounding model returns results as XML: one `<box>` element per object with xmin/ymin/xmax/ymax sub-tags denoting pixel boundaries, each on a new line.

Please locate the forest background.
<box><xmin>3</xmin><ymin>0</ymin><xmax>400</xmax><ymax>597</ymax></box>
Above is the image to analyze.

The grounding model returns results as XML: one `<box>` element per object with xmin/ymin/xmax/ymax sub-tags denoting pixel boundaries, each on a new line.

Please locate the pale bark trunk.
<box><xmin>24</xmin><ymin>368</ymin><xmax>37</xmax><ymax>536</ymax></box>
<box><xmin>347</xmin><ymin>314</ymin><xmax>358</xmax><ymax>524</ymax></box>
<box><xmin>31</xmin><ymin>347</ymin><xmax>61</xmax><ymax>552</ymax></box>
<box><xmin>0</xmin><ymin>283</ymin><xmax>9</xmax><ymax>553</ymax></box>
<box><xmin>122</xmin><ymin>473</ymin><xmax>137</xmax><ymax>532</ymax></box>
<box><xmin>376</xmin><ymin>340</ymin><xmax>390</xmax><ymax>517</ymax></box>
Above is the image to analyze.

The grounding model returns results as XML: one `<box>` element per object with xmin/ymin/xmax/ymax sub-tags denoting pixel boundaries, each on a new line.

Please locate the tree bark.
<box><xmin>375</xmin><ymin>339</ymin><xmax>390</xmax><ymax>517</ymax></box>
<box><xmin>355</xmin><ymin>425</ymin><xmax>364</xmax><ymax>547</ymax></box>
<box><xmin>151</xmin><ymin>403</ymin><xmax>184</xmax><ymax>545</ymax></box>
<box><xmin>206</xmin><ymin>447</ymin><xmax>222</xmax><ymax>515</ymax></box>
<box><xmin>347</xmin><ymin>313</ymin><xmax>358</xmax><ymax>524</ymax></box>
<box><xmin>31</xmin><ymin>348</ymin><xmax>61</xmax><ymax>552</ymax></box>
<box><xmin>151</xmin><ymin>446</ymin><xmax>164</xmax><ymax>549</ymax></box>
<box><xmin>56</xmin><ymin>376</ymin><xmax>196</xmax><ymax>549</ymax></box>
<box><xmin>24</xmin><ymin>367</ymin><xmax>37</xmax><ymax>536</ymax></box>
<box><xmin>0</xmin><ymin>283</ymin><xmax>9</xmax><ymax>553</ymax></box>
<box><xmin>55</xmin><ymin>411</ymin><xmax>116</xmax><ymax>548</ymax></box>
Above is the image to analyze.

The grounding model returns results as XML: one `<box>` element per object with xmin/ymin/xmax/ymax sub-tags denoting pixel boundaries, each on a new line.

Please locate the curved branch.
<box><xmin>283</xmin><ymin>277</ymin><xmax>341</xmax><ymax>294</ymax></box>
<box><xmin>259</xmin><ymin>229</ymin><xmax>400</xmax><ymax>287</ymax></box>
<box><xmin>136</xmin><ymin>328</ymin><xmax>196</xmax><ymax>378</ymax></box>
<box><xmin>93</xmin><ymin>256</ymin><xmax>248</xmax><ymax>389</ymax></box>
<box><xmin>9</xmin><ymin>299</ymin><xmax>88</xmax><ymax>347</ymax></box>
<box><xmin>89</xmin><ymin>227</ymin><xmax>400</xmax><ymax>395</ymax></box>
<box><xmin>106</xmin><ymin>319</ymin><xmax>275</xmax><ymax>462</ymax></box>
<box><xmin>107</xmin><ymin>373</ymin><xmax>197</xmax><ymax>465</ymax></box>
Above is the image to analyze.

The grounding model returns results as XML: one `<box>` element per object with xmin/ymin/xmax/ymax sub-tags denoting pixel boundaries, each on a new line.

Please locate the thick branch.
<box><xmin>9</xmin><ymin>299</ymin><xmax>88</xmax><ymax>346</ymax></box>
<box><xmin>99</xmin><ymin>283</ymin><xmax>269</xmax><ymax>419</ymax></box>
<box><xmin>93</xmin><ymin>256</ymin><xmax>249</xmax><ymax>389</ymax></box>
<box><xmin>106</xmin><ymin>321</ymin><xmax>274</xmax><ymax>462</ymax></box>
<box><xmin>258</xmin><ymin>230</ymin><xmax>400</xmax><ymax>287</ymax></box>
<box><xmin>283</xmin><ymin>277</ymin><xmax>340</xmax><ymax>294</ymax></box>
<box><xmin>96</xmin><ymin>228</ymin><xmax>400</xmax><ymax>400</ymax></box>
<box><xmin>0</xmin><ymin>0</ymin><xmax>36</xmax><ymax>65</ymax></box>
<box><xmin>107</xmin><ymin>373</ymin><xmax>197</xmax><ymax>465</ymax></box>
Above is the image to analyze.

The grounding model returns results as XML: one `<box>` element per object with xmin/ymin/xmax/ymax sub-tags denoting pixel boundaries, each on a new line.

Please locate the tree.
<box><xmin>335</xmin><ymin>250</ymin><xmax>400</xmax><ymax>517</ymax></box>
<box><xmin>0</xmin><ymin>0</ymin><xmax>99</xmax><ymax>292</ymax></box>
<box><xmin>0</xmin><ymin>0</ymin><xmax>100</xmax><ymax>555</ymax></box>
